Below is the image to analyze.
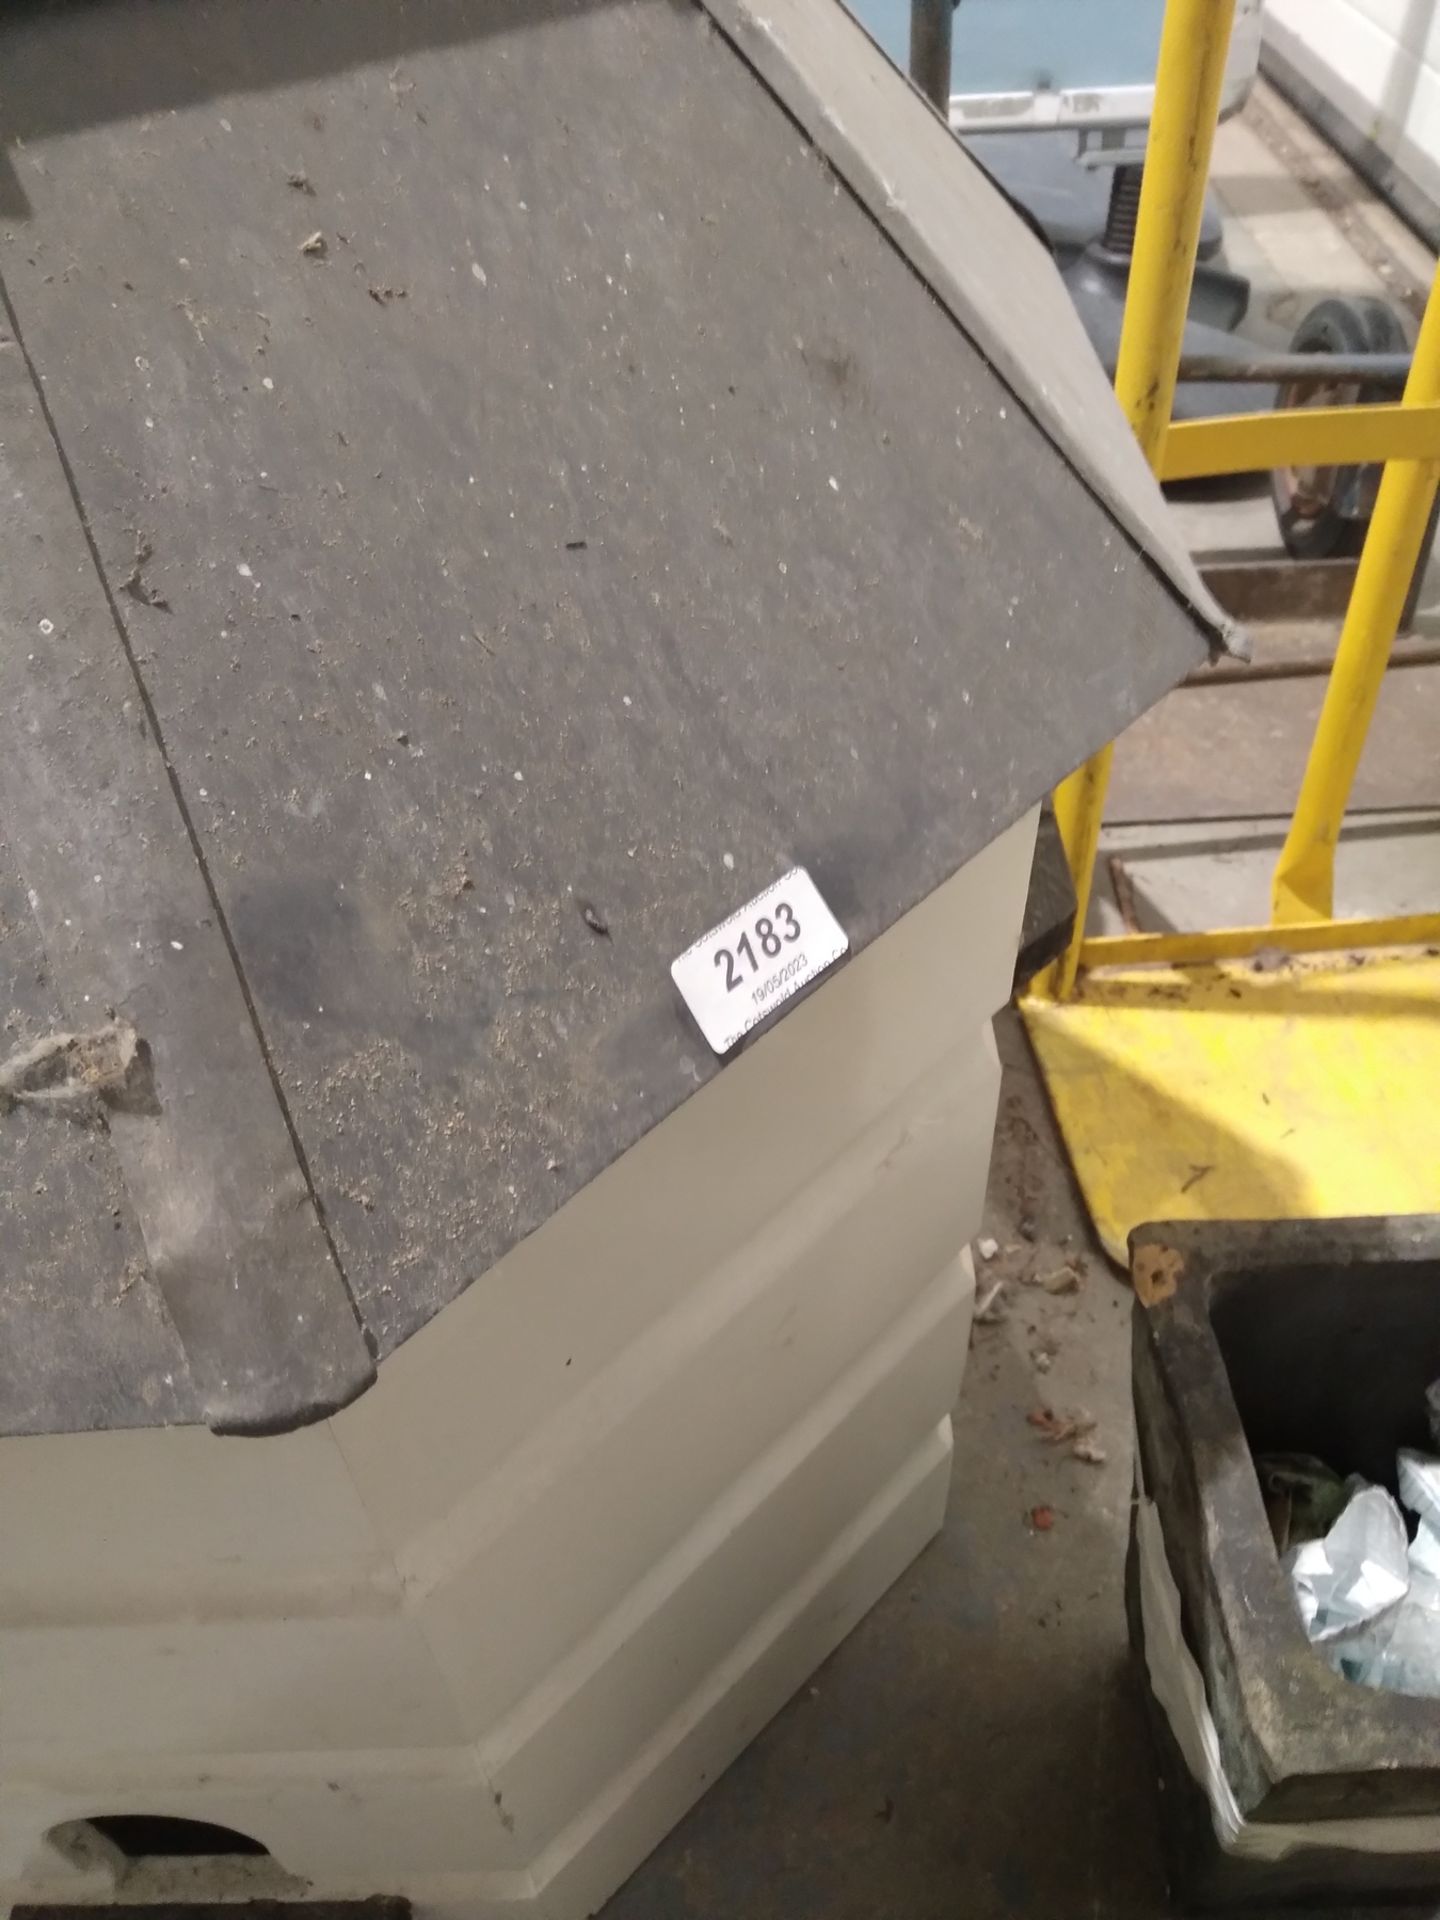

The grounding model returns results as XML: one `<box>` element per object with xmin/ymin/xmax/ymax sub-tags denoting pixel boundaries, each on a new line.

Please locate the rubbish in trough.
<box><xmin>1411</xmin><ymin>1520</ymin><xmax>1440</xmax><ymax>1580</ymax></box>
<box><xmin>1255</xmin><ymin>1450</ymin><xmax>1351</xmax><ymax>1554</ymax></box>
<box><xmin>1332</xmin><ymin>1559</ymin><xmax>1440</xmax><ymax>1702</ymax></box>
<box><xmin>1400</xmin><ymin>1448</ymin><xmax>1440</xmax><ymax>1537</ymax></box>
<box><xmin>1285</xmin><ymin>1485</ymin><xmax>1409</xmax><ymax>1643</ymax></box>
<box><xmin>1281</xmin><ymin>1426</ymin><xmax>1440</xmax><ymax>1700</ymax></box>
<box><xmin>1129</xmin><ymin>1220</ymin><xmax>1440</xmax><ymax>1911</ymax></box>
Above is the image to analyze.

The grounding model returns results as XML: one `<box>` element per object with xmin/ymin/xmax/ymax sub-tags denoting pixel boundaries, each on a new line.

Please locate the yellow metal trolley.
<box><xmin>1023</xmin><ymin>0</ymin><xmax>1440</xmax><ymax>1261</ymax></box>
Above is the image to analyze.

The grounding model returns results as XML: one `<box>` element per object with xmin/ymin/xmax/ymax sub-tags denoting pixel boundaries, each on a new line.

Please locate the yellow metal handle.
<box><xmin>1161</xmin><ymin>400</ymin><xmax>1440</xmax><ymax>482</ymax></box>
<box><xmin>1042</xmin><ymin>0</ymin><xmax>1236</xmax><ymax>998</ymax></box>
<box><xmin>1112</xmin><ymin>0</ymin><xmax>1239</xmax><ymax>470</ymax></box>
<box><xmin>1272</xmin><ymin>263</ymin><xmax>1440</xmax><ymax>925</ymax></box>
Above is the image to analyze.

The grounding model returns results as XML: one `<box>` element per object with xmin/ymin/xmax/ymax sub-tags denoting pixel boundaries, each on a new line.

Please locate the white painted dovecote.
<box><xmin>0</xmin><ymin>0</ymin><xmax>1224</xmax><ymax>1914</ymax></box>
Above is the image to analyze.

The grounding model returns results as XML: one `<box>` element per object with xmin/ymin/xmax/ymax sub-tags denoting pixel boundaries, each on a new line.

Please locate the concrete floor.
<box><xmin>607</xmin><ymin>1011</ymin><xmax>1164</xmax><ymax>1920</ymax></box>
<box><xmin>1096</xmin><ymin>810</ymin><xmax>1440</xmax><ymax>937</ymax></box>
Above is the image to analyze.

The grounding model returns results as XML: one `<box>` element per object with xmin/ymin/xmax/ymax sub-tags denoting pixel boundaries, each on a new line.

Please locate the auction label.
<box><xmin>670</xmin><ymin>866</ymin><xmax>848</xmax><ymax>1055</ymax></box>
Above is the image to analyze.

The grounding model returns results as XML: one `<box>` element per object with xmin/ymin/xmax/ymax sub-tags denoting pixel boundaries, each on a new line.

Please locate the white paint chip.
<box><xmin>471</xmin><ymin>261</ymin><xmax>488</xmax><ymax>285</ymax></box>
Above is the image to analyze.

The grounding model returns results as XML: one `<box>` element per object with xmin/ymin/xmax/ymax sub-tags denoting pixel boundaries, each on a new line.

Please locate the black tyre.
<box><xmin>1270</xmin><ymin>295</ymin><xmax>1409</xmax><ymax>560</ymax></box>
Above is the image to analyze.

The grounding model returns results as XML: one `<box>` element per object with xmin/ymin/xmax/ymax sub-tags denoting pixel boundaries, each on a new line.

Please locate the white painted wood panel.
<box><xmin>0</xmin><ymin>811</ymin><xmax>1035</xmax><ymax>1920</ymax></box>
<box><xmin>1266</xmin><ymin>0</ymin><xmax>1440</xmax><ymax>224</ymax></box>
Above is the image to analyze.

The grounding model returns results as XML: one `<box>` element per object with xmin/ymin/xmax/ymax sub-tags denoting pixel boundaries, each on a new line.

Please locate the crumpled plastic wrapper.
<box><xmin>1285</xmin><ymin>1487</ymin><xmax>1411</xmax><ymax>1641</ymax></box>
<box><xmin>1400</xmin><ymin>1449</ymin><xmax>1440</xmax><ymax>1537</ymax></box>
<box><xmin>1332</xmin><ymin>1566</ymin><xmax>1440</xmax><ymax>1700</ymax></box>
<box><xmin>1407</xmin><ymin>1519</ymin><xmax>1440</xmax><ymax>1582</ymax></box>
<box><xmin>1286</xmin><ymin>1444</ymin><xmax>1440</xmax><ymax>1699</ymax></box>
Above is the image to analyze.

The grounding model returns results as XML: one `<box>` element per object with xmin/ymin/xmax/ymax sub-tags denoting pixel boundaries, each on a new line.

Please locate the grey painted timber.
<box><xmin>0</xmin><ymin>0</ymin><xmax>1218</xmax><ymax>1436</ymax></box>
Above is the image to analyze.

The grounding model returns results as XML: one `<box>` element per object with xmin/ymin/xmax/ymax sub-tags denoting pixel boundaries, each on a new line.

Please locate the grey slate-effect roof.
<box><xmin>0</xmin><ymin>0</ymin><xmax>1214</xmax><ymax>1437</ymax></box>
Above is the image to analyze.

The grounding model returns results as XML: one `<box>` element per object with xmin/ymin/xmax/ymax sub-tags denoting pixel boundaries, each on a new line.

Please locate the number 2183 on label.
<box><xmin>713</xmin><ymin>900</ymin><xmax>801</xmax><ymax>991</ymax></box>
<box><xmin>670</xmin><ymin>866</ymin><xmax>849</xmax><ymax>1055</ymax></box>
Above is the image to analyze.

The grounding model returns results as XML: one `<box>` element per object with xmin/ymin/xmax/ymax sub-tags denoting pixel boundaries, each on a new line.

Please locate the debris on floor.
<box><xmin>1026</xmin><ymin>1405</ymin><xmax>1093</xmax><ymax>1445</ymax></box>
<box><xmin>120</xmin><ymin>531</ymin><xmax>171</xmax><ymax>611</ymax></box>
<box><xmin>0</xmin><ymin>1019</ymin><xmax>141</xmax><ymax>1114</ymax></box>
<box><xmin>1027</xmin><ymin>1404</ymin><xmax>1106</xmax><ymax>1465</ymax></box>
<box><xmin>1034</xmin><ymin>1262</ymin><xmax>1083</xmax><ymax>1295</ymax></box>
<box><xmin>972</xmin><ymin>1277</ymin><xmax>1006</xmax><ymax>1324</ymax></box>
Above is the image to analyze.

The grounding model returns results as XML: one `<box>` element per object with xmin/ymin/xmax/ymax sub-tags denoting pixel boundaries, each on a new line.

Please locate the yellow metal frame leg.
<box><xmin>1025</xmin><ymin>2</ymin><xmax>1440</xmax><ymax>1264</ymax></box>
<box><xmin>1048</xmin><ymin>745</ymin><xmax>1114</xmax><ymax>998</ymax></box>
<box><xmin>1041</xmin><ymin>0</ymin><xmax>1236</xmax><ymax>997</ymax></box>
<box><xmin>1272</xmin><ymin>264</ymin><xmax>1440</xmax><ymax>924</ymax></box>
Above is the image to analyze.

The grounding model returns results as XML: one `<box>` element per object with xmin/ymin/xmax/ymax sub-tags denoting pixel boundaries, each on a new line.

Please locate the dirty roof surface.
<box><xmin>0</xmin><ymin>0</ymin><xmax>1211</xmax><ymax>1437</ymax></box>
